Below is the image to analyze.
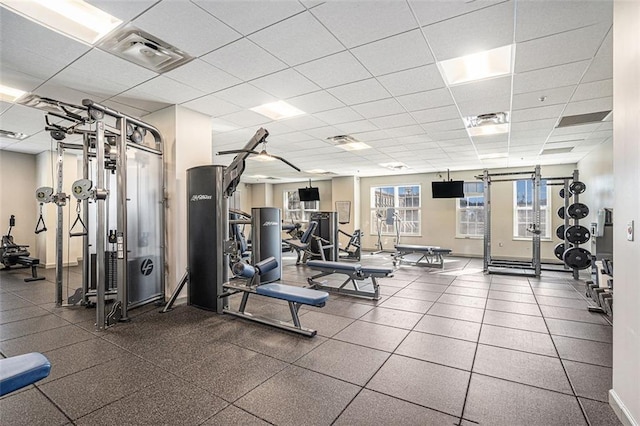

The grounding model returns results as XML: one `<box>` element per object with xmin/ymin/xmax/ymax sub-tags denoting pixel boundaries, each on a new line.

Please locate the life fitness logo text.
<box><xmin>262</xmin><ymin>221</ymin><xmax>278</xmax><ymax>227</ymax></box>
<box><xmin>190</xmin><ymin>194</ymin><xmax>212</xmax><ymax>202</ymax></box>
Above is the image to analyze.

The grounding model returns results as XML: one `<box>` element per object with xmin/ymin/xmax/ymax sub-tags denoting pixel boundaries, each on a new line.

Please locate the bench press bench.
<box><xmin>393</xmin><ymin>244</ymin><xmax>452</xmax><ymax>269</ymax></box>
<box><xmin>223</xmin><ymin>257</ymin><xmax>328</xmax><ymax>337</ymax></box>
<box><xmin>0</xmin><ymin>352</ymin><xmax>51</xmax><ymax>396</ymax></box>
<box><xmin>306</xmin><ymin>260</ymin><xmax>393</xmax><ymax>300</ymax></box>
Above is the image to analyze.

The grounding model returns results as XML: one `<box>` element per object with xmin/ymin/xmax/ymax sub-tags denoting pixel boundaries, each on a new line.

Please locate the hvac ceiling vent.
<box><xmin>556</xmin><ymin>111</ymin><xmax>611</xmax><ymax>128</ymax></box>
<box><xmin>326</xmin><ymin>135</ymin><xmax>371</xmax><ymax>151</ymax></box>
<box><xmin>0</xmin><ymin>129</ymin><xmax>28</xmax><ymax>140</ymax></box>
<box><xmin>97</xmin><ymin>24</ymin><xmax>193</xmax><ymax>73</ymax></box>
<box><xmin>541</xmin><ymin>147</ymin><xmax>574</xmax><ymax>155</ymax></box>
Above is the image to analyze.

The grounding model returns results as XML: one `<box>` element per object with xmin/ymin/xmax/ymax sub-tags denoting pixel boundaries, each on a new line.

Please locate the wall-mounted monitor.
<box><xmin>432</xmin><ymin>180</ymin><xmax>464</xmax><ymax>198</ymax></box>
<box><xmin>298</xmin><ymin>187</ymin><xmax>320</xmax><ymax>202</ymax></box>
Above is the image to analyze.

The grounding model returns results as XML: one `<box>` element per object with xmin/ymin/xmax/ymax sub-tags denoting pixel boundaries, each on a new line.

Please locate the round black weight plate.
<box><xmin>556</xmin><ymin>224</ymin><xmax>565</xmax><ymax>240</ymax></box>
<box><xmin>50</xmin><ymin>130</ymin><xmax>66</xmax><ymax>141</ymax></box>
<box><xmin>567</xmin><ymin>202</ymin><xmax>589</xmax><ymax>219</ymax></box>
<box><xmin>559</xmin><ymin>188</ymin><xmax>572</xmax><ymax>199</ymax></box>
<box><xmin>554</xmin><ymin>243</ymin><xmax>565</xmax><ymax>261</ymax></box>
<box><xmin>569</xmin><ymin>181</ymin><xmax>586</xmax><ymax>194</ymax></box>
<box><xmin>130</xmin><ymin>129</ymin><xmax>143</xmax><ymax>144</ymax></box>
<box><xmin>557</xmin><ymin>206</ymin><xmax>565</xmax><ymax>219</ymax></box>
<box><xmin>565</xmin><ymin>225</ymin><xmax>591</xmax><ymax>244</ymax></box>
<box><xmin>563</xmin><ymin>247</ymin><xmax>592</xmax><ymax>270</ymax></box>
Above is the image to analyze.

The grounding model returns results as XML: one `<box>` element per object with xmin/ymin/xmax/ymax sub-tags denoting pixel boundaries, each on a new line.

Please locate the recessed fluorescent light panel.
<box><xmin>0</xmin><ymin>84</ymin><xmax>27</xmax><ymax>103</ymax></box>
<box><xmin>0</xmin><ymin>0</ymin><xmax>122</xmax><ymax>44</ymax></box>
<box><xmin>380</xmin><ymin>162</ymin><xmax>410</xmax><ymax>170</ymax></box>
<box><xmin>478</xmin><ymin>153</ymin><xmax>508</xmax><ymax>160</ymax></box>
<box><xmin>250</xmin><ymin>101</ymin><xmax>305</xmax><ymax>120</ymax></box>
<box><xmin>464</xmin><ymin>112</ymin><xmax>510</xmax><ymax>137</ymax></box>
<box><xmin>438</xmin><ymin>44</ymin><xmax>513</xmax><ymax>86</ymax></box>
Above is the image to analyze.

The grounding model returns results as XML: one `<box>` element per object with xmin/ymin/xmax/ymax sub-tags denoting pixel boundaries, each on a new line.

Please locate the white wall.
<box><xmin>0</xmin><ymin>151</ymin><xmax>37</xmax><ymax>254</ymax></box>
<box><xmin>610</xmin><ymin>1</ymin><xmax>640</xmax><ymax>424</ymax></box>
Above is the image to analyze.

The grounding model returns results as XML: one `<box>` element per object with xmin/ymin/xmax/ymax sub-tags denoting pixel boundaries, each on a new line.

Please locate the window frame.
<box><xmin>456</xmin><ymin>182</ymin><xmax>485</xmax><ymax>239</ymax></box>
<box><xmin>283</xmin><ymin>190</ymin><xmax>319</xmax><ymax>225</ymax></box>
<box><xmin>370</xmin><ymin>184</ymin><xmax>421</xmax><ymax>237</ymax></box>
<box><xmin>512</xmin><ymin>179</ymin><xmax>552</xmax><ymax>241</ymax></box>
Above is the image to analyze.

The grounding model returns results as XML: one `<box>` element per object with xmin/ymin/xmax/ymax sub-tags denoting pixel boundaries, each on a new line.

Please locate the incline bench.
<box><xmin>223</xmin><ymin>257</ymin><xmax>329</xmax><ymax>337</ymax></box>
<box><xmin>306</xmin><ymin>260</ymin><xmax>393</xmax><ymax>300</ymax></box>
<box><xmin>393</xmin><ymin>245</ymin><xmax>452</xmax><ymax>269</ymax></box>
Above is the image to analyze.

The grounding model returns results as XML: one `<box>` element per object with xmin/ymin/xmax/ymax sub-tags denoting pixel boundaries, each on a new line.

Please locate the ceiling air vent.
<box><xmin>97</xmin><ymin>24</ymin><xmax>193</xmax><ymax>73</ymax></box>
<box><xmin>326</xmin><ymin>135</ymin><xmax>371</xmax><ymax>151</ymax></box>
<box><xmin>541</xmin><ymin>147</ymin><xmax>574</xmax><ymax>155</ymax></box>
<box><xmin>0</xmin><ymin>129</ymin><xmax>28</xmax><ymax>140</ymax></box>
<box><xmin>556</xmin><ymin>111</ymin><xmax>611</xmax><ymax>128</ymax></box>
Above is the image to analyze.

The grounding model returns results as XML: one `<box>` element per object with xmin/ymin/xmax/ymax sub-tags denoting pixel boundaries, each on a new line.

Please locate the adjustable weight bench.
<box><xmin>306</xmin><ymin>260</ymin><xmax>393</xmax><ymax>300</ymax></box>
<box><xmin>393</xmin><ymin>244</ymin><xmax>452</xmax><ymax>269</ymax></box>
<box><xmin>223</xmin><ymin>257</ymin><xmax>328</xmax><ymax>337</ymax></box>
<box><xmin>0</xmin><ymin>352</ymin><xmax>51</xmax><ymax>396</ymax></box>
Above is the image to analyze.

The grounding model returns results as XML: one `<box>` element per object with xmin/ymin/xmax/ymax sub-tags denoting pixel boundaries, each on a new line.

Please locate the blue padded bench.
<box><xmin>306</xmin><ymin>260</ymin><xmax>394</xmax><ymax>300</ymax></box>
<box><xmin>0</xmin><ymin>352</ymin><xmax>51</xmax><ymax>396</ymax></box>
<box><xmin>224</xmin><ymin>257</ymin><xmax>329</xmax><ymax>337</ymax></box>
<box><xmin>393</xmin><ymin>244</ymin><xmax>452</xmax><ymax>269</ymax></box>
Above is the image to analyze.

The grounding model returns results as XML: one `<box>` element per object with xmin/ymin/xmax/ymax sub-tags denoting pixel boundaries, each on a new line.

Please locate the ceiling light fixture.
<box><xmin>327</xmin><ymin>135</ymin><xmax>371</xmax><ymax>151</ymax></box>
<box><xmin>0</xmin><ymin>129</ymin><xmax>28</xmax><ymax>140</ymax></box>
<box><xmin>478</xmin><ymin>153</ymin><xmax>508</xmax><ymax>160</ymax></box>
<box><xmin>438</xmin><ymin>44</ymin><xmax>513</xmax><ymax>86</ymax></box>
<box><xmin>250</xmin><ymin>101</ymin><xmax>305</xmax><ymax>120</ymax></box>
<box><xmin>0</xmin><ymin>0</ymin><xmax>122</xmax><ymax>45</ymax></box>
<box><xmin>0</xmin><ymin>84</ymin><xmax>27</xmax><ymax>103</ymax></box>
<box><xmin>380</xmin><ymin>162</ymin><xmax>410</xmax><ymax>171</ymax></box>
<box><xmin>464</xmin><ymin>112</ymin><xmax>510</xmax><ymax>137</ymax></box>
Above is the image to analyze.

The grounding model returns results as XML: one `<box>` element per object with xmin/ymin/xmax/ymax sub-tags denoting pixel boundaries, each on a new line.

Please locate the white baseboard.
<box><xmin>609</xmin><ymin>389</ymin><xmax>638</xmax><ymax>426</ymax></box>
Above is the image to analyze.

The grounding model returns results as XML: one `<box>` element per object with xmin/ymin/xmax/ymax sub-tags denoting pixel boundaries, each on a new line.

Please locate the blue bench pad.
<box><xmin>0</xmin><ymin>352</ymin><xmax>51</xmax><ymax>396</ymax></box>
<box><xmin>361</xmin><ymin>266</ymin><xmax>394</xmax><ymax>275</ymax></box>
<box><xmin>307</xmin><ymin>260</ymin><xmax>361</xmax><ymax>272</ymax></box>
<box><xmin>256</xmin><ymin>284</ymin><xmax>328</xmax><ymax>306</ymax></box>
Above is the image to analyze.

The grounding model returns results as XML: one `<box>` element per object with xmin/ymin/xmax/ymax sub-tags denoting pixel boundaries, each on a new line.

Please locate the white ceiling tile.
<box><xmin>370</xmin><ymin>113</ymin><xmax>418</xmax><ymax>129</ymax></box>
<box><xmin>378</xmin><ymin>65</ymin><xmax>445</xmax><ymax>97</ymax></box>
<box><xmin>123</xmin><ymin>76</ymin><xmax>205</xmax><ymax>104</ymax></box>
<box><xmin>510</xmin><ymin>119</ymin><xmax>556</xmax><ymax>132</ymax></box>
<box><xmin>351</xmin><ymin>130</ymin><xmax>390</xmax><ymax>142</ymax></box>
<box><xmin>334</xmin><ymin>120</ymin><xmax>379</xmax><ymax>134</ymax></box>
<box><xmin>515</xmin><ymin>24</ymin><xmax>610</xmax><ymax>73</ymax></box>
<box><xmin>303</xmin><ymin>126</ymin><xmax>342</xmax><ymax>140</ymax></box>
<box><xmin>181</xmin><ymin>94</ymin><xmax>242</xmax><ymax>117</ymax></box>
<box><xmin>87</xmin><ymin>0</ymin><xmax>157</xmax><ymax>21</ymax></box>
<box><xmin>410</xmin><ymin>0</ymin><xmax>504</xmax><ymax>27</ymax></box>
<box><xmin>314</xmin><ymin>107</ymin><xmax>364</xmax><ymax>125</ymax></box>
<box><xmin>563</xmin><ymin>97</ymin><xmax>612</xmax><ymax>116</ymax></box>
<box><xmin>429</xmin><ymin>129</ymin><xmax>469</xmax><ymax>141</ymax></box>
<box><xmin>219</xmin><ymin>110</ymin><xmax>271</xmax><ymax>127</ymax></box>
<box><xmin>164</xmin><ymin>59</ymin><xmax>242</xmax><ymax>93</ymax></box>
<box><xmin>511</xmin><ymin>104</ymin><xmax>566</xmax><ymax>122</ymax></box>
<box><xmin>351</xmin><ymin>29</ymin><xmax>434</xmax><ymax>76</ymax></box>
<box><xmin>0</xmin><ymin>104</ymin><xmax>47</xmax><ymax>135</ymax></box>
<box><xmin>194</xmin><ymin>0</ymin><xmax>305</xmax><ymax>35</ymax></box>
<box><xmin>1</xmin><ymin>141</ymin><xmax>49</xmax><ymax>154</ymax></box>
<box><xmin>0</xmin><ymin>66</ymin><xmax>45</xmax><ymax>93</ymax></box>
<box><xmin>582</xmin><ymin>31</ymin><xmax>613</xmax><ymax>83</ymax></box>
<box><xmin>311</xmin><ymin>1</ymin><xmax>417</xmax><ymax>48</ymax></box>
<box><xmin>295</xmin><ymin>51</ymin><xmax>372</xmax><ymax>88</ymax></box>
<box><xmin>286</xmin><ymin>91</ymin><xmax>345</xmax><ymax>113</ymax></box>
<box><xmin>513</xmin><ymin>61</ymin><xmax>590</xmax><ymax>94</ymax></box>
<box><xmin>249</xmin><ymin>12</ymin><xmax>343</xmax><ymax>66</ymax></box>
<box><xmin>450</xmin><ymin>76</ymin><xmax>512</xmax><ymax>103</ymax></box>
<box><xmin>0</xmin><ymin>102</ymin><xmax>13</xmax><ymax>115</ymax></box>
<box><xmin>110</xmin><ymin>94</ymin><xmax>169</xmax><ymax>113</ymax></box>
<box><xmin>214</xmin><ymin>84</ymin><xmax>278</xmax><ymax>109</ymax></box>
<box><xmin>411</xmin><ymin>105</ymin><xmax>460</xmax><ymax>124</ymax></box>
<box><xmin>251</xmin><ymin>69</ymin><xmax>319</xmax><ymax>99</ymax></box>
<box><xmin>421</xmin><ymin>118</ymin><xmax>465</xmax><ymax>133</ymax></box>
<box><xmin>351</xmin><ymin>99</ymin><xmax>404</xmax><ymax>119</ymax></box>
<box><xmin>395</xmin><ymin>136</ymin><xmax>436</xmax><ymax>146</ymax></box>
<box><xmin>103</xmin><ymin>99</ymin><xmax>150</xmax><ymax>118</ymax></box>
<box><xmin>201</xmin><ymin>39</ymin><xmax>287</xmax><ymax>81</ymax></box>
<box><xmin>327</xmin><ymin>79</ymin><xmax>390</xmax><ymax>105</ymax></box>
<box><xmin>274</xmin><ymin>132</ymin><xmax>315</xmax><ymax>143</ymax></box>
<box><xmin>134</xmin><ymin>1</ymin><xmax>241</xmax><ymax>56</ymax></box>
<box><xmin>279</xmin><ymin>115</ymin><xmax>327</xmax><ymax>131</ymax></box>
<box><xmin>35</xmin><ymin>83</ymin><xmax>100</xmax><ymax>107</ymax></box>
<box><xmin>457</xmin><ymin>97</ymin><xmax>511</xmax><ymax>117</ymax></box>
<box><xmin>422</xmin><ymin>1</ymin><xmax>514</xmax><ymax>61</ymax></box>
<box><xmin>512</xmin><ymin>86</ymin><xmax>576</xmax><ymax>110</ymax></box>
<box><xmin>510</xmin><ymin>129</ymin><xmax>552</xmax><ymax>141</ymax></box>
<box><xmin>515</xmin><ymin>0</ymin><xmax>612</xmax><ymax>42</ymax></box>
<box><xmin>396</xmin><ymin>88</ymin><xmax>455</xmax><ymax>112</ymax></box>
<box><xmin>385</xmin><ymin>125</ymin><xmax>427</xmax><ymax>138</ymax></box>
<box><xmin>571</xmin><ymin>79</ymin><xmax>612</xmax><ymax>102</ymax></box>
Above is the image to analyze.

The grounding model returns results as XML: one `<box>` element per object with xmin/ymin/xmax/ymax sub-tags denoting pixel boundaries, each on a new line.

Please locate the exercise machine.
<box><xmin>392</xmin><ymin>245</ymin><xmax>452</xmax><ymax>269</ymax></box>
<box><xmin>0</xmin><ymin>215</ymin><xmax>45</xmax><ymax>282</ymax></box>
<box><xmin>337</xmin><ymin>229</ymin><xmax>363</xmax><ymax>261</ymax></box>
<box><xmin>283</xmin><ymin>221</ymin><xmax>319</xmax><ymax>265</ymax></box>
<box><xmin>306</xmin><ymin>260</ymin><xmax>393</xmax><ymax>300</ymax></box>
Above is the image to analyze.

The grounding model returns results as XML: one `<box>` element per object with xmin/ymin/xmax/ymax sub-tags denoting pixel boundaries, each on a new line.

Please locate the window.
<box><xmin>513</xmin><ymin>179</ymin><xmax>551</xmax><ymax>239</ymax></box>
<box><xmin>457</xmin><ymin>182</ymin><xmax>485</xmax><ymax>238</ymax></box>
<box><xmin>283</xmin><ymin>190</ymin><xmax>319</xmax><ymax>225</ymax></box>
<box><xmin>370</xmin><ymin>185</ymin><xmax>421</xmax><ymax>236</ymax></box>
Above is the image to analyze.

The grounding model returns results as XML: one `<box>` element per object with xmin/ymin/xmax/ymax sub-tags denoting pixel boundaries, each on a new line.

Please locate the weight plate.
<box><xmin>557</xmin><ymin>206</ymin><xmax>565</xmax><ymax>219</ymax></box>
<box><xmin>563</xmin><ymin>247</ymin><xmax>592</xmax><ymax>270</ymax></box>
<box><xmin>559</xmin><ymin>188</ymin><xmax>572</xmax><ymax>199</ymax></box>
<box><xmin>50</xmin><ymin>130</ymin><xmax>66</xmax><ymax>141</ymax></box>
<box><xmin>565</xmin><ymin>225</ymin><xmax>591</xmax><ymax>244</ymax></box>
<box><xmin>569</xmin><ymin>180</ymin><xmax>586</xmax><ymax>194</ymax></box>
<box><xmin>556</xmin><ymin>224</ymin><xmax>565</xmax><ymax>240</ymax></box>
<box><xmin>554</xmin><ymin>243</ymin><xmax>565</xmax><ymax>261</ymax></box>
<box><xmin>567</xmin><ymin>202</ymin><xmax>589</xmax><ymax>219</ymax></box>
<box><xmin>130</xmin><ymin>129</ymin><xmax>143</xmax><ymax>144</ymax></box>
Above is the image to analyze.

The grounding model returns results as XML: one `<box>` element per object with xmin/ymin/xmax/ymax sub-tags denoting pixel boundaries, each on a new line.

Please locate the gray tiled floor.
<box><xmin>0</xmin><ymin>254</ymin><xmax>621</xmax><ymax>425</ymax></box>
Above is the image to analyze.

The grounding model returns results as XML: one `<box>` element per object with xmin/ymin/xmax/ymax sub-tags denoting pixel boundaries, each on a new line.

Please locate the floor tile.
<box><xmin>0</xmin><ymin>387</ymin><xmax>69</xmax><ymax>426</ymax></box>
<box><xmin>0</xmin><ymin>305</ymin><xmax>49</xmax><ymax>324</ymax></box>
<box><xmin>0</xmin><ymin>324</ymin><xmax>95</xmax><ymax>357</ymax></box>
<box><xmin>479</xmin><ymin>324</ymin><xmax>556</xmax><ymax>356</ymax></box>
<box><xmin>396</xmin><ymin>331</ymin><xmax>477</xmax><ymax>370</ymax></box>
<box><xmin>552</xmin><ymin>335</ymin><xmax>612</xmax><ymax>367</ymax></box>
<box><xmin>485</xmin><ymin>299</ymin><xmax>542</xmax><ymax>316</ymax></box>
<box><xmin>236</xmin><ymin>365</ymin><xmax>360</xmax><ymax>426</ymax></box>
<box><xmin>491</xmin><ymin>277</ymin><xmax>531</xmax><ymax>286</ymax></box>
<box><xmin>464</xmin><ymin>374</ymin><xmax>586</xmax><ymax>425</ymax></box>
<box><xmin>366</xmin><ymin>354</ymin><xmax>470</xmax><ymax>417</ymax></box>
<box><xmin>444</xmin><ymin>285</ymin><xmax>489</xmax><ymax>298</ymax></box>
<box><xmin>437</xmin><ymin>293</ymin><xmax>486</xmax><ymax>309</ymax></box>
<box><xmin>413</xmin><ymin>315</ymin><xmax>481</xmax><ymax>342</ymax></box>
<box><xmin>180</xmin><ymin>343</ymin><xmax>287</xmax><ymax>402</ymax></box>
<box><xmin>536</xmin><ymin>295</ymin><xmax>588</xmax><ymax>309</ymax></box>
<box><xmin>450</xmin><ymin>279</ymin><xmax>491</xmax><ymax>289</ymax></box>
<box><xmin>232</xmin><ymin>323</ymin><xmax>327</xmax><ymax>362</ymax></box>
<box><xmin>303</xmin><ymin>298</ymin><xmax>372</xmax><ymax>319</ymax></box>
<box><xmin>0</xmin><ymin>314</ymin><xmax>70</xmax><ymax>341</ymax></box>
<box><xmin>295</xmin><ymin>339</ymin><xmax>389</xmax><ymax>385</ymax></box>
<box><xmin>334</xmin><ymin>320</ymin><xmax>409</xmax><ymax>352</ymax></box>
<box><xmin>563</xmin><ymin>360</ymin><xmax>612</xmax><ymax>402</ymax></box>
<box><xmin>298</xmin><ymin>310</ymin><xmax>354</xmax><ymax>337</ymax></box>
<box><xmin>406</xmin><ymin>282</ymin><xmax>449</xmax><ymax>293</ymax></box>
<box><xmin>334</xmin><ymin>389</ymin><xmax>460</xmax><ymax>426</ymax></box>
<box><xmin>483</xmin><ymin>309</ymin><xmax>548</xmax><ymax>333</ymax></box>
<box><xmin>393</xmin><ymin>288</ymin><xmax>442</xmax><ymax>302</ymax></box>
<box><xmin>378</xmin><ymin>296</ymin><xmax>433</xmax><ymax>313</ymax></box>
<box><xmin>359</xmin><ymin>306</ymin><xmax>423</xmax><ymax>329</ymax></box>
<box><xmin>546</xmin><ymin>318</ymin><xmax>612</xmax><ymax>343</ymax></box>
<box><xmin>533</xmin><ymin>287</ymin><xmax>583</xmax><ymax>299</ymax></box>
<box><xmin>427</xmin><ymin>303</ymin><xmax>484</xmax><ymax>323</ymax></box>
<box><xmin>579</xmin><ymin>397</ymin><xmax>623</xmax><ymax>426</ymax></box>
<box><xmin>488</xmin><ymin>290</ymin><xmax>537</xmax><ymax>304</ymax></box>
<box><xmin>490</xmin><ymin>283</ymin><xmax>533</xmax><ymax>294</ymax></box>
<box><xmin>539</xmin><ymin>304</ymin><xmax>610</xmax><ymax>325</ymax></box>
<box><xmin>473</xmin><ymin>344</ymin><xmax>572</xmax><ymax>394</ymax></box>
<box><xmin>202</xmin><ymin>405</ymin><xmax>269</xmax><ymax>425</ymax></box>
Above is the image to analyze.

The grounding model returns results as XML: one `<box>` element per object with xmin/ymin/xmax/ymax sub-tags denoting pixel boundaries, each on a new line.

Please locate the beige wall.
<box><xmin>0</xmin><ymin>151</ymin><xmax>37</xmax><ymax>255</ymax></box>
<box><xmin>270</xmin><ymin>180</ymin><xmax>333</xmax><ymax>213</ymax></box>
<box><xmin>610</xmin><ymin>1</ymin><xmax>640</xmax><ymax>424</ymax></box>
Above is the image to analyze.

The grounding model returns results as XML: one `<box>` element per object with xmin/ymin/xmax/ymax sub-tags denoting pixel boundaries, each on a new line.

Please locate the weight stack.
<box><xmin>187</xmin><ymin>165</ymin><xmax>227</xmax><ymax>312</ymax></box>
<box><xmin>251</xmin><ymin>207</ymin><xmax>282</xmax><ymax>283</ymax></box>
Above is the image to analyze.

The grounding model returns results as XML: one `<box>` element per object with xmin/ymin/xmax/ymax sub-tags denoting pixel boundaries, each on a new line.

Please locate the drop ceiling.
<box><xmin>0</xmin><ymin>0</ymin><xmax>613</xmax><ymax>182</ymax></box>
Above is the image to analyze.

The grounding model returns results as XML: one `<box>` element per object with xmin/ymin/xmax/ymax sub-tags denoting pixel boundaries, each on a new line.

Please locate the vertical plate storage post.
<box><xmin>483</xmin><ymin>170</ymin><xmax>491</xmax><ymax>272</ymax></box>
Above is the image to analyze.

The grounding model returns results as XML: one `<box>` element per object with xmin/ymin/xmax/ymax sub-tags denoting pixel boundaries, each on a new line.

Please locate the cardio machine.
<box><xmin>0</xmin><ymin>215</ymin><xmax>45</xmax><ymax>281</ymax></box>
